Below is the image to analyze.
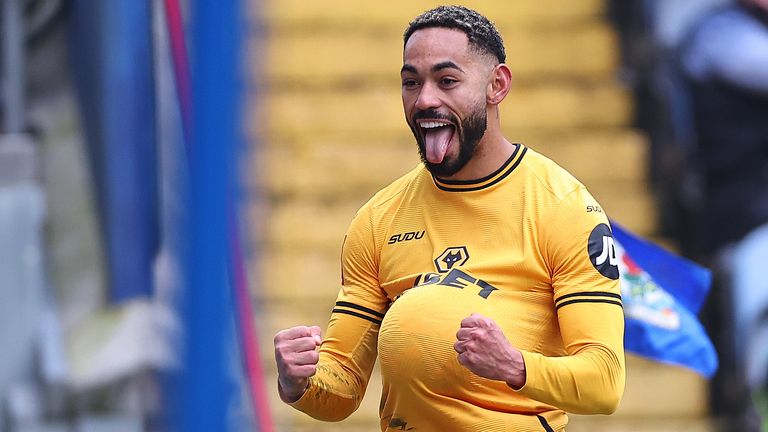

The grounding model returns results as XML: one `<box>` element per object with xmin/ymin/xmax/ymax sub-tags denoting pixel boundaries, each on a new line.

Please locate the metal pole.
<box><xmin>2</xmin><ymin>0</ymin><xmax>25</xmax><ymax>133</ymax></box>
<box><xmin>182</xmin><ymin>0</ymin><xmax>240</xmax><ymax>430</ymax></box>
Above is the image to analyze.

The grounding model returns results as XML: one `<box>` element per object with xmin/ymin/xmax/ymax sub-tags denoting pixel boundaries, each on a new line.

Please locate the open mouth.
<box><xmin>417</xmin><ymin>120</ymin><xmax>457</xmax><ymax>164</ymax></box>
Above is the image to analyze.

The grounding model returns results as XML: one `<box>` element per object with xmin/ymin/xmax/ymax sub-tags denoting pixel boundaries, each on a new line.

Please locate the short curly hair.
<box><xmin>403</xmin><ymin>5</ymin><xmax>506</xmax><ymax>64</ymax></box>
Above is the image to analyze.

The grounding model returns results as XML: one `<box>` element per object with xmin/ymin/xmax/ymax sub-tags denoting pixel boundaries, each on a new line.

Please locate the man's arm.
<box><xmin>515</xmin><ymin>299</ymin><xmax>625</xmax><ymax>414</ymax></box>
<box><xmin>453</xmin><ymin>187</ymin><xmax>625</xmax><ymax>414</ymax></box>
<box><xmin>274</xmin><ymin>325</ymin><xmax>323</xmax><ymax>402</ymax></box>
<box><xmin>453</xmin><ymin>306</ymin><xmax>624</xmax><ymax>414</ymax></box>
<box><xmin>521</xmin><ymin>187</ymin><xmax>625</xmax><ymax>413</ymax></box>
<box><xmin>286</xmin><ymin>314</ymin><xmax>382</xmax><ymax>421</ymax></box>
<box><xmin>274</xmin><ymin>204</ymin><xmax>388</xmax><ymax>421</ymax></box>
<box><xmin>453</xmin><ymin>313</ymin><xmax>527</xmax><ymax>387</ymax></box>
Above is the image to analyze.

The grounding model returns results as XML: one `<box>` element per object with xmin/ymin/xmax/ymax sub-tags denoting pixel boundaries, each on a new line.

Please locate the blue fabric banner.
<box><xmin>612</xmin><ymin>222</ymin><xmax>718</xmax><ymax>378</ymax></box>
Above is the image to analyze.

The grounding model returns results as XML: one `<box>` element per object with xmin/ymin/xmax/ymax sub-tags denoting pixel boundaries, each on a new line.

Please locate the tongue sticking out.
<box><xmin>424</xmin><ymin>126</ymin><xmax>454</xmax><ymax>164</ymax></box>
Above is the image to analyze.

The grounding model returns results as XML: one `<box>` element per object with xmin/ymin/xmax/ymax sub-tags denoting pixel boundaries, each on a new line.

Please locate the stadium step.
<box><xmin>258</xmin><ymin>82</ymin><xmax>631</xmax><ymax>138</ymax></box>
<box><xmin>257</xmin><ymin>187</ymin><xmax>654</xmax><ymax>255</ymax></box>
<box><xmin>259</xmin><ymin>0</ymin><xmax>607</xmax><ymax>32</ymax></box>
<box><xmin>253</xmin><ymin>129</ymin><xmax>647</xmax><ymax>197</ymax></box>
<box><xmin>259</xmin><ymin>22</ymin><xmax>618</xmax><ymax>87</ymax></box>
<box><xmin>251</xmin><ymin>127</ymin><xmax>654</xmax><ymax>256</ymax></box>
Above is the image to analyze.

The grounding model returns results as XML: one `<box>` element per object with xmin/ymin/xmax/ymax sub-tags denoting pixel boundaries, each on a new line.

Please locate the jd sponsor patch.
<box><xmin>588</xmin><ymin>223</ymin><xmax>620</xmax><ymax>280</ymax></box>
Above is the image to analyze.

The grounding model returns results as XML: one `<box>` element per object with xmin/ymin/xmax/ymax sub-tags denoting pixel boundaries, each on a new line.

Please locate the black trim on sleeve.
<box><xmin>335</xmin><ymin>301</ymin><xmax>385</xmax><ymax>318</ymax></box>
<box><xmin>537</xmin><ymin>415</ymin><xmax>555</xmax><ymax>432</ymax></box>
<box><xmin>555</xmin><ymin>298</ymin><xmax>624</xmax><ymax>310</ymax></box>
<box><xmin>331</xmin><ymin>308</ymin><xmax>382</xmax><ymax>325</ymax></box>
<box><xmin>554</xmin><ymin>291</ymin><xmax>622</xmax><ymax>304</ymax></box>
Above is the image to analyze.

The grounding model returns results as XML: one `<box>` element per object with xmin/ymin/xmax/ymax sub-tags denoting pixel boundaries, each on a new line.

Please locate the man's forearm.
<box><xmin>516</xmin><ymin>343</ymin><xmax>625</xmax><ymax>414</ymax></box>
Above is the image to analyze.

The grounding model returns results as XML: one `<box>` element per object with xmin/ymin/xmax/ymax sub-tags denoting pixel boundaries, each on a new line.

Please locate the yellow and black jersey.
<box><xmin>291</xmin><ymin>144</ymin><xmax>626</xmax><ymax>431</ymax></box>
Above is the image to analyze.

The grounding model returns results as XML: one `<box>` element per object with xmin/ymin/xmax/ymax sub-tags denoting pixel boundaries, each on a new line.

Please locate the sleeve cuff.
<box><xmin>508</xmin><ymin>350</ymin><xmax>537</xmax><ymax>394</ymax></box>
<box><xmin>279</xmin><ymin>378</ymin><xmax>311</xmax><ymax>406</ymax></box>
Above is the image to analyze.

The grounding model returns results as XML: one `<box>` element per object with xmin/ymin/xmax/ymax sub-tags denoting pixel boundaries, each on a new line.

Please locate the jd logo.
<box><xmin>588</xmin><ymin>223</ymin><xmax>619</xmax><ymax>280</ymax></box>
<box><xmin>435</xmin><ymin>246</ymin><xmax>469</xmax><ymax>273</ymax></box>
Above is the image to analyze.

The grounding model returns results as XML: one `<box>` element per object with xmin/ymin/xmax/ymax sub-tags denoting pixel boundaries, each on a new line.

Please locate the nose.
<box><xmin>414</xmin><ymin>82</ymin><xmax>441</xmax><ymax>111</ymax></box>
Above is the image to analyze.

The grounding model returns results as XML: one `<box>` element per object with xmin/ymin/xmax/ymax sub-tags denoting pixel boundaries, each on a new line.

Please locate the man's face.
<box><xmin>401</xmin><ymin>28</ymin><xmax>492</xmax><ymax>177</ymax></box>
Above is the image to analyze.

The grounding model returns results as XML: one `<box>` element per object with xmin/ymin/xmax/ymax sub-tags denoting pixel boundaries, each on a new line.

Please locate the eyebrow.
<box><xmin>400</xmin><ymin>61</ymin><xmax>466</xmax><ymax>75</ymax></box>
<box><xmin>433</xmin><ymin>61</ymin><xmax>464</xmax><ymax>73</ymax></box>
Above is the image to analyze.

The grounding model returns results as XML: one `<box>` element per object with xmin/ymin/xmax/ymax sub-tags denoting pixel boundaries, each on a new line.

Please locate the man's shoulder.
<box><xmin>356</xmin><ymin>163</ymin><xmax>426</xmax><ymax>214</ymax></box>
<box><xmin>519</xmin><ymin>146</ymin><xmax>586</xmax><ymax>202</ymax></box>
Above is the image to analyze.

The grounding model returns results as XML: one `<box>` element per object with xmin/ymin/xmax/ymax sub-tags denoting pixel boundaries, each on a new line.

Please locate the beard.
<box><xmin>410</xmin><ymin>103</ymin><xmax>488</xmax><ymax>178</ymax></box>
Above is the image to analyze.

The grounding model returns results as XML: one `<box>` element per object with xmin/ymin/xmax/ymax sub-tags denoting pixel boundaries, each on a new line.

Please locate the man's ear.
<box><xmin>487</xmin><ymin>64</ymin><xmax>512</xmax><ymax>105</ymax></box>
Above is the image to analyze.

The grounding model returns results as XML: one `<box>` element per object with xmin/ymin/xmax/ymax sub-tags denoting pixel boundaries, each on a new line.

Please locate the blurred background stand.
<box><xmin>0</xmin><ymin>134</ymin><xmax>67</xmax><ymax>432</ymax></box>
<box><xmin>3</xmin><ymin>0</ymin><xmax>181</xmax><ymax>430</ymax></box>
<box><xmin>1</xmin><ymin>0</ymin><xmax>67</xmax><ymax>430</ymax></box>
<box><xmin>69</xmin><ymin>0</ymin><xmax>159</xmax><ymax>304</ymax></box>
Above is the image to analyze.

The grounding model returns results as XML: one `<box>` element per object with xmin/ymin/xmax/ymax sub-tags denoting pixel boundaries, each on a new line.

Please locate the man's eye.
<box><xmin>402</xmin><ymin>79</ymin><xmax>419</xmax><ymax>88</ymax></box>
<box><xmin>440</xmin><ymin>78</ymin><xmax>458</xmax><ymax>86</ymax></box>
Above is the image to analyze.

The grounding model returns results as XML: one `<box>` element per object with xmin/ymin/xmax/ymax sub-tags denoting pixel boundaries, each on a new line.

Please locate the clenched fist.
<box><xmin>453</xmin><ymin>313</ymin><xmax>526</xmax><ymax>389</ymax></box>
<box><xmin>274</xmin><ymin>325</ymin><xmax>322</xmax><ymax>402</ymax></box>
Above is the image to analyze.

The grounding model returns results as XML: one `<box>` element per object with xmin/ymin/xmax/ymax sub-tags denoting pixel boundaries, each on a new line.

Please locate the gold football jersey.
<box><xmin>291</xmin><ymin>144</ymin><xmax>626</xmax><ymax>431</ymax></box>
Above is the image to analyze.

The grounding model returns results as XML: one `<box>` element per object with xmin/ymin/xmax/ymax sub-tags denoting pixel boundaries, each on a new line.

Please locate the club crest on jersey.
<box><xmin>434</xmin><ymin>246</ymin><xmax>469</xmax><ymax>273</ymax></box>
<box><xmin>588</xmin><ymin>223</ymin><xmax>619</xmax><ymax>280</ymax></box>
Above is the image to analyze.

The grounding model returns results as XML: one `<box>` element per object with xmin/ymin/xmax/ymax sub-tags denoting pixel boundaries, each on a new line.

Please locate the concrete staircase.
<box><xmin>247</xmin><ymin>1</ymin><xmax>712</xmax><ymax>430</ymax></box>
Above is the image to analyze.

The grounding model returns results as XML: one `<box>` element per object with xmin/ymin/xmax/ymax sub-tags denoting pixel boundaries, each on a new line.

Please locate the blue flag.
<box><xmin>611</xmin><ymin>222</ymin><xmax>718</xmax><ymax>378</ymax></box>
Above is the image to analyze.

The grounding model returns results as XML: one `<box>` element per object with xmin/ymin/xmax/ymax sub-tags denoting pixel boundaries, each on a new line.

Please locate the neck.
<box><xmin>436</xmin><ymin>128</ymin><xmax>517</xmax><ymax>182</ymax></box>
